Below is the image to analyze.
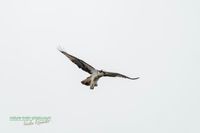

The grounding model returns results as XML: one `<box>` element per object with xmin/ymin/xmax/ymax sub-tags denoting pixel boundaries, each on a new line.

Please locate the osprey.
<box><xmin>58</xmin><ymin>49</ymin><xmax>139</xmax><ymax>89</ymax></box>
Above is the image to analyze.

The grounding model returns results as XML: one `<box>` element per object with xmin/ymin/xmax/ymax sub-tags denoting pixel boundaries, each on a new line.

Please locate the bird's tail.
<box><xmin>81</xmin><ymin>76</ymin><xmax>91</xmax><ymax>86</ymax></box>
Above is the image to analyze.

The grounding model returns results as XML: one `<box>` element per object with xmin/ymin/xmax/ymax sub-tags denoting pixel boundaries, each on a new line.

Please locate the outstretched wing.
<box><xmin>58</xmin><ymin>49</ymin><xmax>96</xmax><ymax>74</ymax></box>
<box><xmin>103</xmin><ymin>71</ymin><xmax>139</xmax><ymax>80</ymax></box>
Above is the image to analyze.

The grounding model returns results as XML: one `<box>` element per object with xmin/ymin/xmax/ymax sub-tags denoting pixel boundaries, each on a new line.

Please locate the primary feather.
<box><xmin>58</xmin><ymin>49</ymin><xmax>95</xmax><ymax>74</ymax></box>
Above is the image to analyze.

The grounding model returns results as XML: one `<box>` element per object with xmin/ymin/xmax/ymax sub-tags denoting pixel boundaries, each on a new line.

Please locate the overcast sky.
<box><xmin>0</xmin><ymin>0</ymin><xmax>199</xmax><ymax>132</ymax></box>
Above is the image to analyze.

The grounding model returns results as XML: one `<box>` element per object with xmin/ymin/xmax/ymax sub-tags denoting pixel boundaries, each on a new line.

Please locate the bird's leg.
<box><xmin>95</xmin><ymin>83</ymin><xmax>98</xmax><ymax>86</ymax></box>
<box><xmin>90</xmin><ymin>80</ymin><xmax>95</xmax><ymax>90</ymax></box>
<box><xmin>94</xmin><ymin>80</ymin><xmax>98</xmax><ymax>86</ymax></box>
<box><xmin>90</xmin><ymin>84</ymin><xmax>95</xmax><ymax>90</ymax></box>
<box><xmin>90</xmin><ymin>82</ymin><xmax>98</xmax><ymax>89</ymax></box>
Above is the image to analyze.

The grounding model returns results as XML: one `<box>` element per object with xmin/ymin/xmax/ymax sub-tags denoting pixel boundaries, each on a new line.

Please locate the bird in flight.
<box><xmin>58</xmin><ymin>48</ymin><xmax>139</xmax><ymax>90</ymax></box>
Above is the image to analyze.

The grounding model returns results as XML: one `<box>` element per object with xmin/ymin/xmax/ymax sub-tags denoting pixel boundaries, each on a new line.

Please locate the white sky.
<box><xmin>0</xmin><ymin>0</ymin><xmax>199</xmax><ymax>132</ymax></box>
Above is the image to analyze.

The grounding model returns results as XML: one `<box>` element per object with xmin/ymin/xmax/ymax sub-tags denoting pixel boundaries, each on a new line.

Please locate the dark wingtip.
<box><xmin>57</xmin><ymin>46</ymin><xmax>69</xmax><ymax>57</ymax></box>
<box><xmin>130</xmin><ymin>77</ymin><xmax>140</xmax><ymax>80</ymax></box>
<box><xmin>57</xmin><ymin>45</ymin><xmax>65</xmax><ymax>53</ymax></box>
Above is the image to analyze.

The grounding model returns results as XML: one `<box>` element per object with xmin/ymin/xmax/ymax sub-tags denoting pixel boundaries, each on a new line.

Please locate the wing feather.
<box><xmin>58</xmin><ymin>49</ymin><xmax>96</xmax><ymax>74</ymax></box>
<box><xmin>103</xmin><ymin>71</ymin><xmax>139</xmax><ymax>80</ymax></box>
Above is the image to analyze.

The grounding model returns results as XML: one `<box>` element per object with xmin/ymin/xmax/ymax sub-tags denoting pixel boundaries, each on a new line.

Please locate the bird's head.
<box><xmin>99</xmin><ymin>70</ymin><xmax>105</xmax><ymax>75</ymax></box>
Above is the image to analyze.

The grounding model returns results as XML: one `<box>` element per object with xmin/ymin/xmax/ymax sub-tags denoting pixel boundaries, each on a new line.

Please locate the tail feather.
<box><xmin>81</xmin><ymin>77</ymin><xmax>91</xmax><ymax>86</ymax></box>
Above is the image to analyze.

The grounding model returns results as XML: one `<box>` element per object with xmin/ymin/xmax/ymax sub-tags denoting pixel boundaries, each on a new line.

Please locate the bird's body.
<box><xmin>58</xmin><ymin>48</ymin><xmax>139</xmax><ymax>90</ymax></box>
<box><xmin>81</xmin><ymin>70</ymin><xmax>104</xmax><ymax>89</ymax></box>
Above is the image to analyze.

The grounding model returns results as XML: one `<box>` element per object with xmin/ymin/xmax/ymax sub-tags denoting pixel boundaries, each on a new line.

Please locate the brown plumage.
<box><xmin>58</xmin><ymin>48</ymin><xmax>139</xmax><ymax>90</ymax></box>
